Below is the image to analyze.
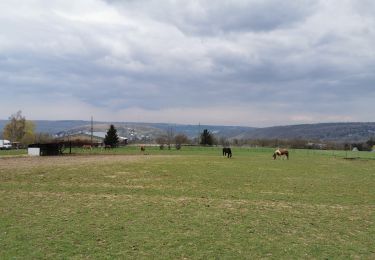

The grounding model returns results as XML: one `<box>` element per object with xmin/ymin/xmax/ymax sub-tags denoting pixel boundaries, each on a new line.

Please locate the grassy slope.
<box><xmin>0</xmin><ymin>147</ymin><xmax>374</xmax><ymax>259</ymax></box>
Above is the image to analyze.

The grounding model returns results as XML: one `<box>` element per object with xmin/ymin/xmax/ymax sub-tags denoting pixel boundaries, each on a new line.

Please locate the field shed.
<box><xmin>28</xmin><ymin>143</ymin><xmax>64</xmax><ymax>156</ymax></box>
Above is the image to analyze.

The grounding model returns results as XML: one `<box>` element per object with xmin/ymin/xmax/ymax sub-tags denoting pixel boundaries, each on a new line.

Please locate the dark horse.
<box><xmin>223</xmin><ymin>147</ymin><xmax>232</xmax><ymax>158</ymax></box>
<box><xmin>273</xmin><ymin>149</ymin><xmax>289</xmax><ymax>160</ymax></box>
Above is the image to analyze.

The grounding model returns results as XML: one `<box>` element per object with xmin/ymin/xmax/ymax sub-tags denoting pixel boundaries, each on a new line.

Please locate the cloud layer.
<box><xmin>0</xmin><ymin>0</ymin><xmax>374</xmax><ymax>126</ymax></box>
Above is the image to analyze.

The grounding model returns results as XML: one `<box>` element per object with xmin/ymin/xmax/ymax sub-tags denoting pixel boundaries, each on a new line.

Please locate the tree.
<box><xmin>219</xmin><ymin>136</ymin><xmax>229</xmax><ymax>147</ymax></box>
<box><xmin>200</xmin><ymin>129</ymin><xmax>214</xmax><ymax>146</ymax></box>
<box><xmin>155</xmin><ymin>135</ymin><xmax>168</xmax><ymax>148</ymax></box>
<box><xmin>3</xmin><ymin>111</ymin><xmax>35</xmax><ymax>144</ymax></box>
<box><xmin>20</xmin><ymin>121</ymin><xmax>36</xmax><ymax>145</ymax></box>
<box><xmin>104</xmin><ymin>124</ymin><xmax>119</xmax><ymax>147</ymax></box>
<box><xmin>175</xmin><ymin>134</ymin><xmax>189</xmax><ymax>146</ymax></box>
<box><xmin>366</xmin><ymin>138</ymin><xmax>375</xmax><ymax>148</ymax></box>
<box><xmin>35</xmin><ymin>132</ymin><xmax>53</xmax><ymax>144</ymax></box>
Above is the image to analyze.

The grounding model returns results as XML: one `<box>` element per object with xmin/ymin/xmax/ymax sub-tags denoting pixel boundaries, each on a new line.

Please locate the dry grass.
<box><xmin>1</xmin><ymin>149</ymin><xmax>374</xmax><ymax>259</ymax></box>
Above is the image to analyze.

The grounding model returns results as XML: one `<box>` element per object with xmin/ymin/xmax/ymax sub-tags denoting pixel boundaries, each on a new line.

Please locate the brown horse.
<box><xmin>273</xmin><ymin>149</ymin><xmax>289</xmax><ymax>160</ymax></box>
<box><xmin>140</xmin><ymin>145</ymin><xmax>145</xmax><ymax>152</ymax></box>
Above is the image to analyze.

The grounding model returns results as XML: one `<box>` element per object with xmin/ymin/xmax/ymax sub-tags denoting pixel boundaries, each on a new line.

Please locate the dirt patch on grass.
<box><xmin>0</xmin><ymin>154</ymin><xmax>166</xmax><ymax>169</ymax></box>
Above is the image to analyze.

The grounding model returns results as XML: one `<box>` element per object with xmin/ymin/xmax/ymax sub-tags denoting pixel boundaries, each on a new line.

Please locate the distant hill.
<box><xmin>234</xmin><ymin>122</ymin><xmax>375</xmax><ymax>142</ymax></box>
<box><xmin>1</xmin><ymin>120</ymin><xmax>374</xmax><ymax>142</ymax></box>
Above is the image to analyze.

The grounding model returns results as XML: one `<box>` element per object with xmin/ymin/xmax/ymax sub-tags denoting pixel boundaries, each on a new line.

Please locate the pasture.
<box><xmin>0</xmin><ymin>147</ymin><xmax>374</xmax><ymax>259</ymax></box>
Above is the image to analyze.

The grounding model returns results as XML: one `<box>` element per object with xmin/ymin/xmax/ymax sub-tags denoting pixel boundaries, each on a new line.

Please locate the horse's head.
<box><xmin>272</xmin><ymin>153</ymin><xmax>277</xmax><ymax>159</ymax></box>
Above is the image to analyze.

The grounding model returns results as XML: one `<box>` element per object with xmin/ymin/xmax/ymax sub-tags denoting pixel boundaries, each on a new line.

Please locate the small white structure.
<box><xmin>352</xmin><ymin>147</ymin><xmax>359</xmax><ymax>152</ymax></box>
<box><xmin>0</xmin><ymin>139</ymin><xmax>12</xmax><ymax>150</ymax></box>
<box><xmin>28</xmin><ymin>147</ymin><xmax>40</xmax><ymax>156</ymax></box>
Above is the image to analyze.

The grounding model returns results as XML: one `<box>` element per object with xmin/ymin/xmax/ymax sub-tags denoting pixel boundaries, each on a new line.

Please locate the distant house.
<box><xmin>118</xmin><ymin>136</ymin><xmax>128</xmax><ymax>144</ymax></box>
<box><xmin>306</xmin><ymin>142</ymin><xmax>326</xmax><ymax>150</ymax></box>
<box><xmin>85</xmin><ymin>131</ymin><xmax>106</xmax><ymax>139</ymax></box>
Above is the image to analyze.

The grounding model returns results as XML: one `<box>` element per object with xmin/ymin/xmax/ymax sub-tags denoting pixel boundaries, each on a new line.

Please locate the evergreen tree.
<box><xmin>104</xmin><ymin>124</ymin><xmax>119</xmax><ymax>147</ymax></box>
<box><xmin>200</xmin><ymin>129</ymin><xmax>214</xmax><ymax>146</ymax></box>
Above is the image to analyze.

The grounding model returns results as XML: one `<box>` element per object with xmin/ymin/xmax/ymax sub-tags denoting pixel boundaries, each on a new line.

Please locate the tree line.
<box><xmin>1</xmin><ymin>112</ymin><xmax>374</xmax><ymax>151</ymax></box>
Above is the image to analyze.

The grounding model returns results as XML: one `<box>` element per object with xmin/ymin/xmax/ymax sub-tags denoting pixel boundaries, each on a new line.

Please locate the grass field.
<box><xmin>1</xmin><ymin>147</ymin><xmax>374</xmax><ymax>259</ymax></box>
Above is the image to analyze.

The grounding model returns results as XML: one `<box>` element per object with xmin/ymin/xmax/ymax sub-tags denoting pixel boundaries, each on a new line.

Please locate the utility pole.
<box><xmin>167</xmin><ymin>124</ymin><xmax>175</xmax><ymax>149</ymax></box>
<box><xmin>91</xmin><ymin>116</ymin><xmax>93</xmax><ymax>146</ymax></box>
<box><xmin>198</xmin><ymin>122</ymin><xmax>201</xmax><ymax>145</ymax></box>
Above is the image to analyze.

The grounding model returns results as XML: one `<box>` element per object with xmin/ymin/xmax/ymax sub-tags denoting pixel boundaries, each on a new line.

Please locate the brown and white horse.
<box><xmin>273</xmin><ymin>149</ymin><xmax>289</xmax><ymax>160</ymax></box>
<box><xmin>82</xmin><ymin>144</ymin><xmax>92</xmax><ymax>150</ymax></box>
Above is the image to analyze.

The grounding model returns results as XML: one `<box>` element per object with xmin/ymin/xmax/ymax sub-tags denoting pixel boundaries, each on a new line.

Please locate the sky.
<box><xmin>0</xmin><ymin>0</ymin><xmax>374</xmax><ymax>127</ymax></box>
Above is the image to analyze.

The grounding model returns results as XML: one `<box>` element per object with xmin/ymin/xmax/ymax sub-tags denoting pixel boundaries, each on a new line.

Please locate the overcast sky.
<box><xmin>0</xmin><ymin>0</ymin><xmax>374</xmax><ymax>127</ymax></box>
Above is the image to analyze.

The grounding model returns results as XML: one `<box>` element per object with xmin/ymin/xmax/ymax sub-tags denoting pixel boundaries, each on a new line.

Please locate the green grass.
<box><xmin>0</xmin><ymin>147</ymin><xmax>374</xmax><ymax>259</ymax></box>
<box><xmin>0</xmin><ymin>149</ymin><xmax>27</xmax><ymax>157</ymax></box>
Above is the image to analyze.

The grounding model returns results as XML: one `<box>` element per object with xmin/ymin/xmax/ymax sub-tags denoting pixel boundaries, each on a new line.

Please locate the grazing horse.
<box><xmin>140</xmin><ymin>145</ymin><xmax>145</xmax><ymax>152</ymax></box>
<box><xmin>222</xmin><ymin>147</ymin><xmax>232</xmax><ymax>158</ymax></box>
<box><xmin>82</xmin><ymin>144</ymin><xmax>92</xmax><ymax>150</ymax></box>
<box><xmin>104</xmin><ymin>145</ymin><xmax>111</xmax><ymax>150</ymax></box>
<box><xmin>273</xmin><ymin>149</ymin><xmax>289</xmax><ymax>160</ymax></box>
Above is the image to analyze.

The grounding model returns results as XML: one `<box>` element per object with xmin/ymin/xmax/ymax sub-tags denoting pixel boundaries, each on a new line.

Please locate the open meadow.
<box><xmin>1</xmin><ymin>147</ymin><xmax>374</xmax><ymax>259</ymax></box>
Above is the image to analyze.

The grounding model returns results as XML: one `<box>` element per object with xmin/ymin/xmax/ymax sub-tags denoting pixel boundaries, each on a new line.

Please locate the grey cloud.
<box><xmin>0</xmin><ymin>0</ymin><xmax>374</xmax><ymax>125</ymax></box>
<box><xmin>105</xmin><ymin>0</ymin><xmax>318</xmax><ymax>35</ymax></box>
<box><xmin>353</xmin><ymin>0</ymin><xmax>375</xmax><ymax>17</ymax></box>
